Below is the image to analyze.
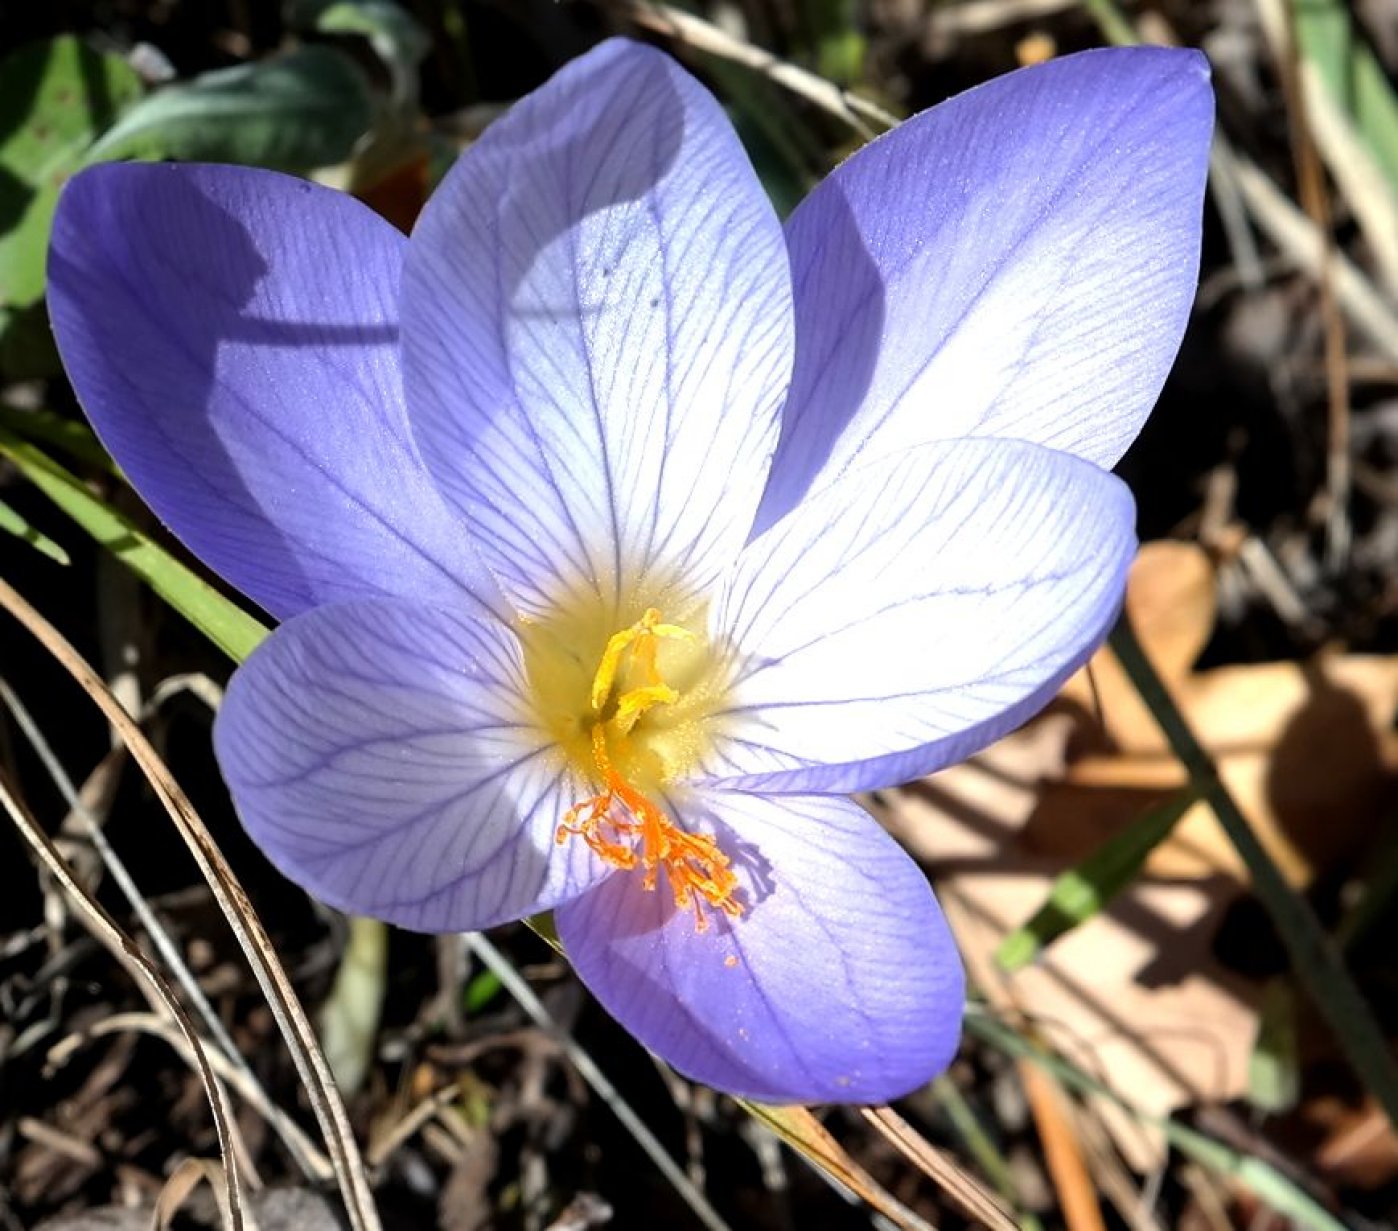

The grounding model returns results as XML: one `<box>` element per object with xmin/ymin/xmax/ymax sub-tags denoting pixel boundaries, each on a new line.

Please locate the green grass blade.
<box><xmin>463</xmin><ymin>968</ymin><xmax>502</xmax><ymax>1015</ymax></box>
<box><xmin>318</xmin><ymin>914</ymin><xmax>389</xmax><ymax>1096</ymax></box>
<box><xmin>0</xmin><ymin>496</ymin><xmax>70</xmax><ymax>564</ymax></box>
<box><xmin>933</xmin><ymin>1074</ymin><xmax>1040</xmax><ymax>1230</ymax></box>
<box><xmin>1109</xmin><ymin>616</ymin><xmax>1398</xmax><ymax>1133</ymax></box>
<box><xmin>0</xmin><ymin>428</ymin><xmax>268</xmax><ymax>662</ymax></box>
<box><xmin>997</xmin><ymin>790</ymin><xmax>1194</xmax><ymax>971</ymax></box>
<box><xmin>799</xmin><ymin>0</ymin><xmax>866</xmax><ymax>85</ymax></box>
<box><xmin>1291</xmin><ymin>0</ymin><xmax>1398</xmax><ymax>193</ymax></box>
<box><xmin>1250</xmin><ymin>978</ymin><xmax>1301</xmax><ymax>1113</ymax></box>
<box><xmin>968</xmin><ymin>1013</ymin><xmax>1349</xmax><ymax>1231</ymax></box>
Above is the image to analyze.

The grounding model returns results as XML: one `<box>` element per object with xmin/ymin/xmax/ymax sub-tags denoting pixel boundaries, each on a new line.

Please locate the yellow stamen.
<box><xmin>589</xmin><ymin>607</ymin><xmax>696</xmax><ymax>709</ymax></box>
<box><xmin>613</xmin><ymin>683</ymin><xmax>679</xmax><ymax>734</ymax></box>
<box><xmin>555</xmin><ymin>609</ymin><xmax>741</xmax><ymax>932</ymax></box>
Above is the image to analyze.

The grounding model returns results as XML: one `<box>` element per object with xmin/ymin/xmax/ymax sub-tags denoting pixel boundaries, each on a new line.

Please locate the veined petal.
<box><xmin>556</xmin><ymin>791</ymin><xmax>962</xmax><ymax>1103</ymax></box>
<box><xmin>213</xmin><ymin>599</ymin><xmax>605</xmax><ymax>931</ymax></box>
<box><xmin>707</xmin><ymin>438</ymin><xmax>1135</xmax><ymax>793</ymax></box>
<box><xmin>401</xmin><ymin>38</ymin><xmax>793</xmax><ymax>615</ymax></box>
<box><xmin>47</xmin><ymin>162</ymin><xmax>499</xmax><ymax>622</ymax></box>
<box><xmin>756</xmin><ymin>47</ymin><xmax>1212</xmax><ymax>530</ymax></box>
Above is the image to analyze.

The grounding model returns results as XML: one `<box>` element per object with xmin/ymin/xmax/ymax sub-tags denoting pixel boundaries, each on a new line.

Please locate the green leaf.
<box><xmin>85</xmin><ymin>46</ymin><xmax>374</xmax><ymax>172</ymax></box>
<box><xmin>0</xmin><ymin>497</ymin><xmax>69</xmax><ymax>564</ymax></box>
<box><xmin>463</xmin><ymin>969</ymin><xmax>502</xmax><ymax>1015</ymax></box>
<box><xmin>0</xmin><ymin>428</ymin><xmax>269</xmax><ymax>663</ymax></box>
<box><xmin>0</xmin><ymin>36</ymin><xmax>144</xmax><ymax>308</ymax></box>
<box><xmin>1292</xmin><ymin>0</ymin><xmax>1398</xmax><ymax>193</ymax></box>
<box><xmin>293</xmin><ymin>0</ymin><xmax>430</xmax><ymax>109</ymax></box>
<box><xmin>996</xmin><ymin>790</ymin><xmax>1194</xmax><ymax>971</ymax></box>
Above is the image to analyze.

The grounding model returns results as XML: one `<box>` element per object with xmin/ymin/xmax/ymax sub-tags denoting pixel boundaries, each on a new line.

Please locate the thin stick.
<box><xmin>1080</xmin><ymin>0</ymin><xmax>1398</xmax><ymax>364</ymax></box>
<box><xmin>1230</xmin><ymin>147</ymin><xmax>1398</xmax><ymax>362</ymax></box>
<box><xmin>0</xmin><ymin>773</ymin><xmax>245</xmax><ymax>1229</ymax></box>
<box><xmin>1206</xmin><ymin>137</ymin><xmax>1265</xmax><ymax>291</ymax></box>
<box><xmin>590</xmin><ymin>0</ymin><xmax>898</xmax><ymax>136</ymax></box>
<box><xmin>745</xmin><ymin>1102</ymin><xmax>938</xmax><ymax>1231</ymax></box>
<box><xmin>1016</xmin><ymin>1064</ymin><xmax>1107</xmax><ymax>1231</ymax></box>
<box><xmin>463</xmin><ymin>931</ymin><xmax>733</xmax><ymax>1231</ymax></box>
<box><xmin>929</xmin><ymin>0</ymin><xmax>1079</xmax><ymax>36</ymax></box>
<box><xmin>47</xmin><ymin>1011</ymin><xmax>333</xmax><ymax>1181</ymax></box>
<box><xmin>0</xmin><ymin>576</ymin><xmax>382</xmax><ymax>1231</ymax></box>
<box><xmin>859</xmin><ymin>1105</ymin><xmax>1018</xmax><ymax>1231</ymax></box>
<box><xmin>931</xmin><ymin>1075</ymin><xmax>1031</xmax><ymax>1224</ymax></box>
<box><xmin>0</xmin><ymin>676</ymin><xmax>326</xmax><ymax>1181</ymax></box>
<box><xmin>968</xmin><ymin>1012</ymin><xmax>1348</xmax><ymax>1231</ymax></box>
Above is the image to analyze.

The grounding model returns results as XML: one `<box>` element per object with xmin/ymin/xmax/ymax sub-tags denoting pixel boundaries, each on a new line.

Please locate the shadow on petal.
<box><xmin>754</xmin><ymin>180</ymin><xmax>887</xmax><ymax>536</ymax></box>
<box><xmin>215</xmin><ymin>599</ymin><xmax>607</xmax><ymax>932</ymax></box>
<box><xmin>557</xmin><ymin>791</ymin><xmax>963</xmax><ymax>1103</ymax></box>
<box><xmin>51</xmin><ymin>164</ymin><xmax>491</xmax><ymax>620</ymax></box>
<box><xmin>403</xmin><ymin>40</ymin><xmax>799</xmax><ymax>612</ymax></box>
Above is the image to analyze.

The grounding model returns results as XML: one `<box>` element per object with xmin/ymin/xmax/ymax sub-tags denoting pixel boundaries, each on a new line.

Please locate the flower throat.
<box><xmin>540</xmin><ymin>606</ymin><xmax>742</xmax><ymax>931</ymax></box>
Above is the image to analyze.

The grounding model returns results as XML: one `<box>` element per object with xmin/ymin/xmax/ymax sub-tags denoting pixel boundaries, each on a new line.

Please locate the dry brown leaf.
<box><xmin>1051</xmin><ymin>541</ymin><xmax>1398</xmax><ymax>886</ymax></box>
<box><xmin>1308</xmin><ymin>1096</ymin><xmax>1398</xmax><ymax>1189</ymax></box>
<box><xmin>884</xmin><ymin>540</ymin><xmax>1398</xmax><ymax>1168</ymax></box>
<box><xmin>888</xmin><ymin>780</ymin><xmax>1259</xmax><ymax>1171</ymax></box>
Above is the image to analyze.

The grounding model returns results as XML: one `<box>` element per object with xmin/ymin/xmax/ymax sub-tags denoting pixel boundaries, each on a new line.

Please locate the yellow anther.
<box><xmin>556</xmin><ymin>609</ymin><xmax>741</xmax><ymax>932</ymax></box>
<box><xmin>589</xmin><ymin>608</ymin><xmax>698</xmax><ymax>711</ymax></box>
<box><xmin>613</xmin><ymin>682</ymin><xmax>679</xmax><ymax>734</ymax></box>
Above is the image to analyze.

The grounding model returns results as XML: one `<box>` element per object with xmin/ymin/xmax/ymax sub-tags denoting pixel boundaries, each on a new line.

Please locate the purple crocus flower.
<box><xmin>48</xmin><ymin>39</ymin><xmax>1211</xmax><ymax>1103</ymax></box>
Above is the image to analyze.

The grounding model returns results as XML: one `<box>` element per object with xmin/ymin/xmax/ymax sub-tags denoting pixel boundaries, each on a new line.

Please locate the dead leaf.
<box><xmin>884</xmin><ymin>540</ymin><xmax>1398</xmax><ymax>1168</ymax></box>
<box><xmin>1308</xmin><ymin>1096</ymin><xmax>1398</xmax><ymax>1189</ymax></box>
<box><xmin>888</xmin><ymin>779</ymin><xmax>1258</xmax><ymax>1171</ymax></box>
<box><xmin>1046</xmin><ymin>542</ymin><xmax>1398</xmax><ymax>887</ymax></box>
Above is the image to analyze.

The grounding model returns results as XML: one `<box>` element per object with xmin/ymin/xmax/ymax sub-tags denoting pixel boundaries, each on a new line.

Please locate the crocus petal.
<box><xmin>755</xmin><ymin>47</ymin><xmax>1213</xmax><ymax>530</ymax></box>
<box><xmin>402</xmin><ymin>38</ymin><xmax>793</xmax><ymax>615</ymax></box>
<box><xmin>706</xmin><ymin>438</ymin><xmax>1135</xmax><ymax>793</ymax></box>
<box><xmin>48</xmin><ymin>162</ymin><xmax>498</xmax><ymax>621</ymax></box>
<box><xmin>213</xmin><ymin>599</ymin><xmax>604</xmax><ymax>931</ymax></box>
<box><xmin>556</xmin><ymin>791</ymin><xmax>962</xmax><ymax>1103</ymax></box>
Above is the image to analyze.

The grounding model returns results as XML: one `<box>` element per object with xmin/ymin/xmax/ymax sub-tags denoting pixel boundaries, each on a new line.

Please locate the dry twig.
<box><xmin>588</xmin><ymin>0</ymin><xmax>898</xmax><ymax>136</ymax></box>
<box><xmin>0</xmin><ymin>774</ymin><xmax>246</xmax><ymax>1229</ymax></box>
<box><xmin>0</xmin><ymin>576</ymin><xmax>381</xmax><ymax>1231</ymax></box>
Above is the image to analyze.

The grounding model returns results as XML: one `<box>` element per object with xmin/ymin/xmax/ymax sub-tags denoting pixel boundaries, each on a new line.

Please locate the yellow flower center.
<box><xmin>521</xmin><ymin>597</ymin><xmax>741</xmax><ymax>931</ymax></box>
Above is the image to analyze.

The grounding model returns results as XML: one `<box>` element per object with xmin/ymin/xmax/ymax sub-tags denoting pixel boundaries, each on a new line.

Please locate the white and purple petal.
<box><xmin>707</xmin><ymin>437</ymin><xmax>1136</xmax><ymax>793</ymax></box>
<box><xmin>557</xmin><ymin>791</ymin><xmax>962</xmax><ymax>1103</ymax></box>
<box><xmin>756</xmin><ymin>47</ymin><xmax>1213</xmax><ymax>530</ymax></box>
<box><xmin>213</xmin><ymin>600</ymin><xmax>605</xmax><ymax>931</ymax></box>
<box><xmin>402</xmin><ymin>38</ymin><xmax>793</xmax><ymax>616</ymax></box>
<box><xmin>47</xmin><ymin>163</ymin><xmax>498</xmax><ymax>621</ymax></box>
